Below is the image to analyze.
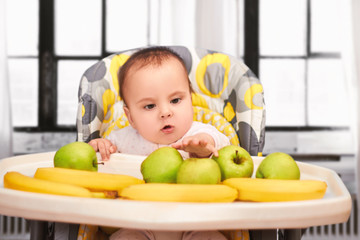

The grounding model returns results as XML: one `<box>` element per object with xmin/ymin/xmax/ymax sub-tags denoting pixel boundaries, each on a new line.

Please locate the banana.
<box><xmin>4</xmin><ymin>171</ymin><xmax>95</xmax><ymax>198</ymax></box>
<box><xmin>223</xmin><ymin>177</ymin><xmax>327</xmax><ymax>202</ymax></box>
<box><xmin>34</xmin><ymin>167</ymin><xmax>144</xmax><ymax>195</ymax></box>
<box><xmin>120</xmin><ymin>183</ymin><xmax>238</xmax><ymax>202</ymax></box>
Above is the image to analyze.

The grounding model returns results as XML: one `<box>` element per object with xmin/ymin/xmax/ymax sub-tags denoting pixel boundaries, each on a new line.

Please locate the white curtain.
<box><xmin>340</xmin><ymin>0</ymin><xmax>360</xmax><ymax>232</ymax></box>
<box><xmin>352</xmin><ymin>0</ymin><xmax>360</xmax><ymax>232</ymax></box>
<box><xmin>0</xmin><ymin>0</ymin><xmax>13</xmax><ymax>159</ymax></box>
<box><xmin>157</xmin><ymin>0</ymin><xmax>239</xmax><ymax>56</ymax></box>
<box><xmin>195</xmin><ymin>0</ymin><xmax>239</xmax><ymax>56</ymax></box>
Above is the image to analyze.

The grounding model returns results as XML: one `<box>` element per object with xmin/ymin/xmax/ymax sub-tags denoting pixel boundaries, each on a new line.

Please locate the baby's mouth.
<box><xmin>161</xmin><ymin>125</ymin><xmax>174</xmax><ymax>133</ymax></box>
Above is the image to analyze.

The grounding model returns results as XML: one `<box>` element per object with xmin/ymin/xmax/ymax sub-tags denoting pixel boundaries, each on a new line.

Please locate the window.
<box><xmin>7</xmin><ymin>0</ymin><xmax>243</xmax><ymax>130</ymax></box>
<box><xmin>6</xmin><ymin>0</ymin><xmax>352</xmax><ymax>152</ymax></box>
<box><xmin>259</xmin><ymin>0</ymin><xmax>349</xmax><ymax>128</ymax></box>
<box><xmin>6</xmin><ymin>0</ymin><xmax>39</xmax><ymax>127</ymax></box>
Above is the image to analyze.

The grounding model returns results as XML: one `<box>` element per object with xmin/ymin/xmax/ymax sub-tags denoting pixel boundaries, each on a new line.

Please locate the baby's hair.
<box><xmin>118</xmin><ymin>46</ymin><xmax>193</xmax><ymax>105</ymax></box>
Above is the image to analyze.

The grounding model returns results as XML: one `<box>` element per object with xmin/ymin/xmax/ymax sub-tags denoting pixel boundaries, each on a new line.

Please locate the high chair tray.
<box><xmin>0</xmin><ymin>152</ymin><xmax>352</xmax><ymax>230</ymax></box>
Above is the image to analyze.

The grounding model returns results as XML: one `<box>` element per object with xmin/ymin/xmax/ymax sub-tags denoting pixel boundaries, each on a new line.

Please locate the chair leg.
<box><xmin>30</xmin><ymin>220</ymin><xmax>54</xmax><ymax>240</ymax></box>
<box><xmin>250</xmin><ymin>230</ymin><xmax>278</xmax><ymax>240</ymax></box>
<box><xmin>54</xmin><ymin>222</ymin><xmax>79</xmax><ymax>240</ymax></box>
<box><xmin>279</xmin><ymin>229</ymin><xmax>304</xmax><ymax>240</ymax></box>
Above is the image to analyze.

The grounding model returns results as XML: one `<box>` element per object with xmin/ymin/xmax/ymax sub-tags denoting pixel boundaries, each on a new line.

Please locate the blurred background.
<box><xmin>0</xmin><ymin>0</ymin><xmax>359</xmax><ymax>239</ymax></box>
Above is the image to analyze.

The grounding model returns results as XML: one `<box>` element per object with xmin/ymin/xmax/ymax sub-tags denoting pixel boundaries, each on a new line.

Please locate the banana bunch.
<box><xmin>4</xmin><ymin>168</ymin><xmax>327</xmax><ymax>203</ymax></box>
<box><xmin>34</xmin><ymin>167</ymin><xmax>144</xmax><ymax>196</ymax></box>
<box><xmin>223</xmin><ymin>177</ymin><xmax>327</xmax><ymax>202</ymax></box>
<box><xmin>4</xmin><ymin>171</ymin><xmax>97</xmax><ymax>198</ymax></box>
<box><xmin>120</xmin><ymin>183</ymin><xmax>238</xmax><ymax>202</ymax></box>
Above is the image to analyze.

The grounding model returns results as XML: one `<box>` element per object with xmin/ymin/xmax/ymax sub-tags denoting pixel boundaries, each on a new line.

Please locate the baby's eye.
<box><xmin>144</xmin><ymin>104</ymin><xmax>155</xmax><ymax>110</ymax></box>
<box><xmin>171</xmin><ymin>98</ymin><xmax>181</xmax><ymax>104</ymax></box>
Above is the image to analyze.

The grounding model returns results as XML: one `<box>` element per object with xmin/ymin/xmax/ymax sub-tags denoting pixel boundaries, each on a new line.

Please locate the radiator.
<box><xmin>0</xmin><ymin>216</ymin><xmax>30</xmax><ymax>240</ymax></box>
<box><xmin>302</xmin><ymin>195</ymin><xmax>358</xmax><ymax>240</ymax></box>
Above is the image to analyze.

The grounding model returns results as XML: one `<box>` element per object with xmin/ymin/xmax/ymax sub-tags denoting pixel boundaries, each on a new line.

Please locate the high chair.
<box><xmin>77</xmin><ymin>46</ymin><xmax>265</xmax><ymax>156</ymax></box>
<box><xmin>46</xmin><ymin>46</ymin><xmax>267</xmax><ymax>240</ymax></box>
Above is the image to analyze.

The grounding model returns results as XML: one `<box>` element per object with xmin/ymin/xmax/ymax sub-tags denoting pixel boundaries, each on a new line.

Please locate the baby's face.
<box><xmin>123</xmin><ymin>58</ymin><xmax>193</xmax><ymax>145</ymax></box>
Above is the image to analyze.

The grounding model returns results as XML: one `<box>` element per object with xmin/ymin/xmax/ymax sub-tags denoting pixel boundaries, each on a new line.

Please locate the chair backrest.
<box><xmin>76</xmin><ymin>46</ymin><xmax>266</xmax><ymax>156</ymax></box>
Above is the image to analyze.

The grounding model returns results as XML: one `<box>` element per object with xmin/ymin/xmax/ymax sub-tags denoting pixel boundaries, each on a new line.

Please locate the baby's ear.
<box><xmin>123</xmin><ymin>106</ymin><xmax>136</xmax><ymax>128</ymax></box>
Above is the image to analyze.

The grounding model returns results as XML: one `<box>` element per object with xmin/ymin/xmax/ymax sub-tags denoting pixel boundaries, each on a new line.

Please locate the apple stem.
<box><xmin>234</xmin><ymin>150</ymin><xmax>241</xmax><ymax>165</ymax></box>
<box><xmin>97</xmin><ymin>162</ymin><xmax>105</xmax><ymax>165</ymax></box>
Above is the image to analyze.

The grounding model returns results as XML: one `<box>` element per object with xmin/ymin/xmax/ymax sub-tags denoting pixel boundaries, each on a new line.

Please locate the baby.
<box><xmin>89</xmin><ymin>46</ymin><xmax>230</xmax><ymax>240</ymax></box>
<box><xmin>89</xmin><ymin>46</ymin><xmax>230</xmax><ymax>161</ymax></box>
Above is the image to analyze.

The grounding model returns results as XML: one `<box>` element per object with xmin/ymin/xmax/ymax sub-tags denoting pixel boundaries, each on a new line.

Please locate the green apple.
<box><xmin>256</xmin><ymin>152</ymin><xmax>300</xmax><ymax>180</ymax></box>
<box><xmin>212</xmin><ymin>145</ymin><xmax>253</xmax><ymax>180</ymax></box>
<box><xmin>54</xmin><ymin>141</ymin><xmax>98</xmax><ymax>171</ymax></box>
<box><xmin>141</xmin><ymin>147</ymin><xmax>183</xmax><ymax>183</ymax></box>
<box><xmin>176</xmin><ymin>158</ymin><xmax>221</xmax><ymax>184</ymax></box>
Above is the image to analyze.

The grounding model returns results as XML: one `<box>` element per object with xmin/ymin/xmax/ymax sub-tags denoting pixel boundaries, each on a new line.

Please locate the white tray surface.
<box><xmin>0</xmin><ymin>152</ymin><xmax>352</xmax><ymax>230</ymax></box>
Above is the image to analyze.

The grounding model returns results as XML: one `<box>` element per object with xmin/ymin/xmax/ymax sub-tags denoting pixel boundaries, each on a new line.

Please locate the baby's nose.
<box><xmin>160</xmin><ymin>106</ymin><xmax>173</xmax><ymax>118</ymax></box>
<box><xmin>161</xmin><ymin>111</ymin><xmax>172</xmax><ymax>118</ymax></box>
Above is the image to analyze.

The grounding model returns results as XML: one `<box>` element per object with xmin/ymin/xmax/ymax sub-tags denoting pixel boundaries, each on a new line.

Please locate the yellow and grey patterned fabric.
<box><xmin>76</xmin><ymin>46</ymin><xmax>266</xmax><ymax>156</ymax></box>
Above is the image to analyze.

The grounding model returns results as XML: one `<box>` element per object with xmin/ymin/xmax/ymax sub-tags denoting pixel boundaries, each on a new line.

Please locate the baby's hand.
<box><xmin>88</xmin><ymin>138</ymin><xmax>117</xmax><ymax>161</ymax></box>
<box><xmin>171</xmin><ymin>133</ymin><xmax>219</xmax><ymax>158</ymax></box>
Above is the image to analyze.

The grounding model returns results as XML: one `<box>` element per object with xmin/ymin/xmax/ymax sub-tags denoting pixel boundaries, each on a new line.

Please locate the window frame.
<box><xmin>13</xmin><ymin>0</ymin><xmax>349</xmax><ymax>133</ymax></box>
<box><xmin>245</xmin><ymin>0</ymin><xmax>346</xmax><ymax>132</ymax></box>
